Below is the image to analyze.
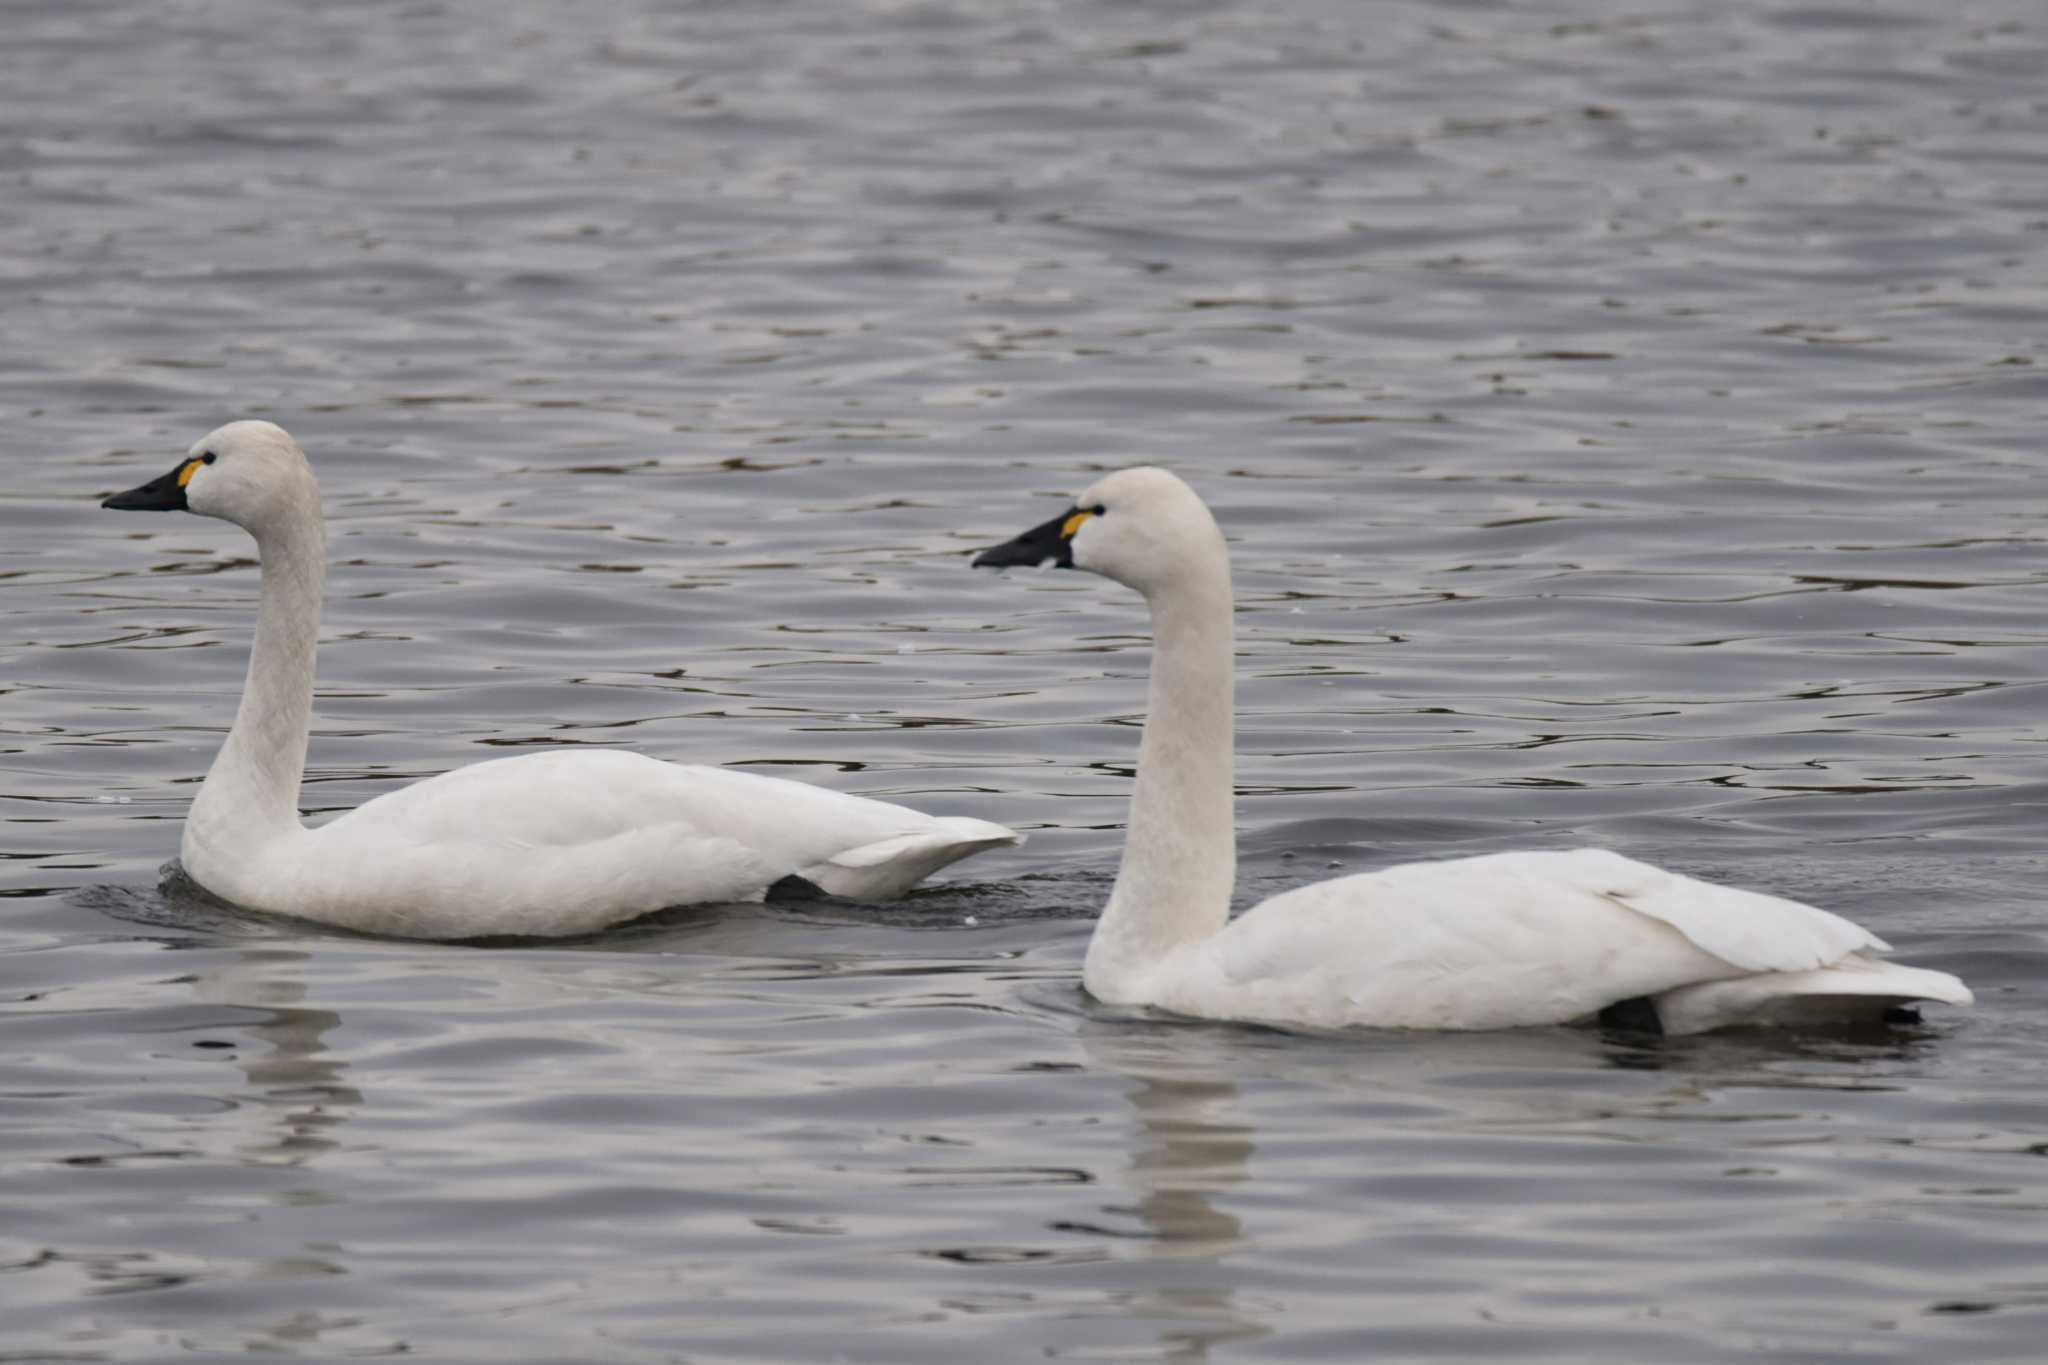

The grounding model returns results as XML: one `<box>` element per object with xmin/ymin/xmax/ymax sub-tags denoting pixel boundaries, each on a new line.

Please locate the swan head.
<box><xmin>973</xmin><ymin>466</ymin><xmax>1224</xmax><ymax>597</ymax></box>
<box><xmin>102</xmin><ymin>421</ymin><xmax>320</xmax><ymax>532</ymax></box>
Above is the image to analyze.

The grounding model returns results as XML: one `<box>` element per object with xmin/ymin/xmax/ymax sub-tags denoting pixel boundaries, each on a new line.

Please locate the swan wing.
<box><xmin>1185</xmin><ymin>849</ymin><xmax>1890</xmax><ymax>1030</ymax></box>
<box><xmin>1550</xmin><ymin>848</ymin><xmax>1887</xmax><ymax>969</ymax></box>
<box><xmin>317</xmin><ymin>750</ymin><xmax>727</xmax><ymax>849</ymax></box>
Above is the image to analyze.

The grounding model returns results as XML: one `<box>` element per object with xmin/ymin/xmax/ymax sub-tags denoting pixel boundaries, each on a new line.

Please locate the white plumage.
<box><xmin>102</xmin><ymin>421</ymin><xmax>1017</xmax><ymax>939</ymax></box>
<box><xmin>212</xmin><ymin>749</ymin><xmax>1017</xmax><ymax>940</ymax></box>
<box><xmin>974</xmin><ymin>467</ymin><xmax>1969</xmax><ymax>1035</ymax></box>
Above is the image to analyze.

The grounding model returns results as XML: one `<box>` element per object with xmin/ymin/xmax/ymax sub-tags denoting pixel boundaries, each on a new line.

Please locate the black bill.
<box><xmin>972</xmin><ymin>509</ymin><xmax>1080</xmax><ymax>569</ymax></box>
<box><xmin>102</xmin><ymin>461</ymin><xmax>195</xmax><ymax>512</ymax></box>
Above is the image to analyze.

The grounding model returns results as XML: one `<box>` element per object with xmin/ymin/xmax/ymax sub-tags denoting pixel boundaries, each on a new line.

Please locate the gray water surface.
<box><xmin>5</xmin><ymin>1</ymin><xmax>2048</xmax><ymax>1360</ymax></box>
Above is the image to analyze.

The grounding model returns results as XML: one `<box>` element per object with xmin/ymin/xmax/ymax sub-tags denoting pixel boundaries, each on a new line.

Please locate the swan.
<box><xmin>972</xmin><ymin>467</ymin><xmax>1971</xmax><ymax>1034</ymax></box>
<box><xmin>98</xmin><ymin>420</ymin><xmax>1019</xmax><ymax>939</ymax></box>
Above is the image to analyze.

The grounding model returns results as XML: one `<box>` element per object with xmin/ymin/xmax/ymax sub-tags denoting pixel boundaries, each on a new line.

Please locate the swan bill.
<box><xmin>972</xmin><ymin>509</ymin><xmax>1079</xmax><ymax>569</ymax></box>
<box><xmin>103</xmin><ymin>461</ymin><xmax>196</xmax><ymax>512</ymax></box>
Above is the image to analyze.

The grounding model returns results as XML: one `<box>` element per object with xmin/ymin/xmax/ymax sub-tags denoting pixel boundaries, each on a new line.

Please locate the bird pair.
<box><xmin>102</xmin><ymin>421</ymin><xmax>1971</xmax><ymax>1034</ymax></box>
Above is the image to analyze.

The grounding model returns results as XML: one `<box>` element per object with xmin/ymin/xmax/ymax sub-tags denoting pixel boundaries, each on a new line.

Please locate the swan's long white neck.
<box><xmin>1085</xmin><ymin>552</ymin><xmax>1237</xmax><ymax>1001</ymax></box>
<box><xmin>182</xmin><ymin>512</ymin><xmax>325</xmax><ymax>867</ymax></box>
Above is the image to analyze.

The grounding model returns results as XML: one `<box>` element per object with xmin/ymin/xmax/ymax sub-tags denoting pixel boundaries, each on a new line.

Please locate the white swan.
<box><xmin>100</xmin><ymin>420</ymin><xmax>1018</xmax><ymax>939</ymax></box>
<box><xmin>973</xmin><ymin>467</ymin><xmax>1970</xmax><ymax>1034</ymax></box>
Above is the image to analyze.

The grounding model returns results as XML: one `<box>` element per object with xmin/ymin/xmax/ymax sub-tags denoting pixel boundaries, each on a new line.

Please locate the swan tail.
<box><xmin>801</xmin><ymin>818</ymin><xmax>1022</xmax><ymax>901</ymax></box>
<box><xmin>1652</xmin><ymin>955</ymin><xmax>1973</xmax><ymax>1035</ymax></box>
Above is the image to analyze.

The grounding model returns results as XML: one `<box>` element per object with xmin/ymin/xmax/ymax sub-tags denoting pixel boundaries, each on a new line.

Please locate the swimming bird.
<box><xmin>972</xmin><ymin>467</ymin><xmax>1969</xmax><ymax>1034</ymax></box>
<box><xmin>100</xmin><ymin>420</ymin><xmax>1018</xmax><ymax>939</ymax></box>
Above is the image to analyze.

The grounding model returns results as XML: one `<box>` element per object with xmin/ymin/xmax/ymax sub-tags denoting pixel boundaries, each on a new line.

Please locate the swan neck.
<box><xmin>186</xmin><ymin>515</ymin><xmax>325</xmax><ymax>852</ymax></box>
<box><xmin>1088</xmin><ymin>558</ymin><xmax>1236</xmax><ymax>996</ymax></box>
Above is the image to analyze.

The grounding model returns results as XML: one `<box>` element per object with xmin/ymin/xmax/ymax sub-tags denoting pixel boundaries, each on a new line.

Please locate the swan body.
<box><xmin>973</xmin><ymin>467</ymin><xmax>1969</xmax><ymax>1035</ymax></box>
<box><xmin>101</xmin><ymin>421</ymin><xmax>1017</xmax><ymax>939</ymax></box>
<box><xmin>193</xmin><ymin>748</ymin><xmax>1016</xmax><ymax>940</ymax></box>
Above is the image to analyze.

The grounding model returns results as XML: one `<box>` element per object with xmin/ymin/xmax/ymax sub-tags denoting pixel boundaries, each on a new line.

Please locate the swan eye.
<box><xmin>201</xmin><ymin>451</ymin><xmax>217</xmax><ymax>464</ymax></box>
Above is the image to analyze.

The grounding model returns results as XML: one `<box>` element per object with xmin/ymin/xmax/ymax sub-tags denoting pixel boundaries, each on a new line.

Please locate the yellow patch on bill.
<box><xmin>1061</xmin><ymin>510</ymin><xmax>1095</xmax><ymax>539</ymax></box>
<box><xmin>176</xmin><ymin>459</ymin><xmax>204</xmax><ymax>488</ymax></box>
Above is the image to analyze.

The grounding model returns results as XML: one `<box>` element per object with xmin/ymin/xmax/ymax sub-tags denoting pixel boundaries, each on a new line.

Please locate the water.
<box><xmin>5</xmin><ymin>0</ymin><xmax>2048</xmax><ymax>1358</ymax></box>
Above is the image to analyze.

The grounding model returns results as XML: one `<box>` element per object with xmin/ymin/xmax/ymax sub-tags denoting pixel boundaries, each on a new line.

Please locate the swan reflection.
<box><xmin>1076</xmin><ymin>1023</ymin><xmax>1271</xmax><ymax>1360</ymax></box>
<box><xmin>183</xmin><ymin>944</ymin><xmax>358</xmax><ymax>1167</ymax></box>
